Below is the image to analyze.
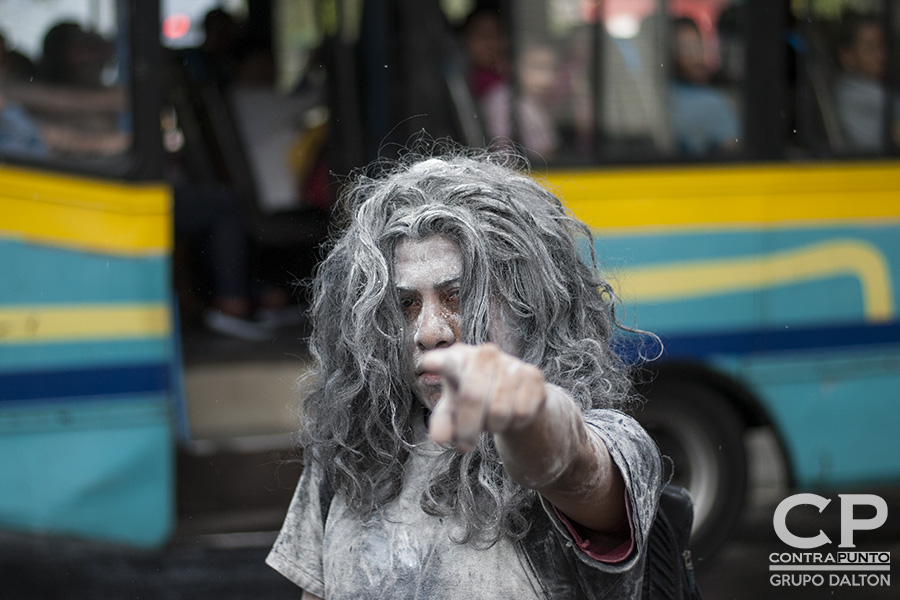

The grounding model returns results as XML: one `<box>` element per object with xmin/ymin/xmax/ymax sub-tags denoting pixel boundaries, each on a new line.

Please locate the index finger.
<box><xmin>428</xmin><ymin>391</ymin><xmax>456</xmax><ymax>447</ymax></box>
<box><xmin>419</xmin><ymin>344</ymin><xmax>472</xmax><ymax>386</ymax></box>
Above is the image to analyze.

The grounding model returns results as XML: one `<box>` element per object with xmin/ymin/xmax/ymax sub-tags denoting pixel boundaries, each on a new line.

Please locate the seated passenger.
<box><xmin>7</xmin><ymin>21</ymin><xmax>131</xmax><ymax>157</ymax></box>
<box><xmin>459</xmin><ymin>5</ymin><xmax>509</xmax><ymax>102</ymax></box>
<box><xmin>833</xmin><ymin>12</ymin><xmax>900</xmax><ymax>152</ymax></box>
<box><xmin>480</xmin><ymin>42</ymin><xmax>560</xmax><ymax>160</ymax></box>
<box><xmin>668</xmin><ymin>17</ymin><xmax>739</xmax><ymax>155</ymax></box>
<box><xmin>228</xmin><ymin>38</ymin><xmax>327</xmax><ymax>214</ymax></box>
<box><xmin>0</xmin><ymin>33</ymin><xmax>45</xmax><ymax>155</ymax></box>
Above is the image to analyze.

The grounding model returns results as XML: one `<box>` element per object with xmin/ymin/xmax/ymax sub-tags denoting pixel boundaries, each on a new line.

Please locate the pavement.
<box><xmin>3</xmin><ymin>486</ymin><xmax>899</xmax><ymax>599</ymax></box>
<box><xmin>0</xmin><ymin>530</ymin><xmax>297</xmax><ymax>600</ymax></box>
<box><xmin>697</xmin><ymin>490</ymin><xmax>900</xmax><ymax>600</ymax></box>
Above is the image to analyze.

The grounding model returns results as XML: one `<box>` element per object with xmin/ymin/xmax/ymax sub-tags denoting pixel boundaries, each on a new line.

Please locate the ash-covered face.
<box><xmin>394</xmin><ymin>234</ymin><xmax>522</xmax><ymax>409</ymax></box>
<box><xmin>394</xmin><ymin>235</ymin><xmax>463</xmax><ymax>408</ymax></box>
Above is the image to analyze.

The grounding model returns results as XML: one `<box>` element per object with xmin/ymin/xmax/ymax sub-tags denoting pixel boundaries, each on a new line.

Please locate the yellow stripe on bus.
<box><xmin>619</xmin><ymin>240</ymin><xmax>894</xmax><ymax>322</ymax></box>
<box><xmin>0</xmin><ymin>304</ymin><xmax>171</xmax><ymax>344</ymax></box>
<box><xmin>545</xmin><ymin>161</ymin><xmax>900</xmax><ymax>233</ymax></box>
<box><xmin>0</xmin><ymin>166</ymin><xmax>171</xmax><ymax>255</ymax></box>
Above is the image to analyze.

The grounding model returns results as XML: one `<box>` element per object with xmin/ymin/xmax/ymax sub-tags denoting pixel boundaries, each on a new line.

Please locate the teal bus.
<box><xmin>0</xmin><ymin>0</ymin><xmax>174</xmax><ymax>546</ymax></box>
<box><xmin>1</xmin><ymin>0</ymin><xmax>898</xmax><ymax>563</ymax></box>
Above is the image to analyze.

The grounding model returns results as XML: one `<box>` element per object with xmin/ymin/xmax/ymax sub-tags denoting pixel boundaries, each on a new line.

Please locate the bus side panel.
<box><xmin>725</xmin><ymin>348</ymin><xmax>900</xmax><ymax>489</ymax></box>
<box><xmin>0</xmin><ymin>170</ymin><xmax>176</xmax><ymax>547</ymax></box>
<box><xmin>588</xmin><ymin>219</ymin><xmax>900</xmax><ymax>492</ymax></box>
<box><xmin>0</xmin><ymin>397</ymin><xmax>174</xmax><ymax>547</ymax></box>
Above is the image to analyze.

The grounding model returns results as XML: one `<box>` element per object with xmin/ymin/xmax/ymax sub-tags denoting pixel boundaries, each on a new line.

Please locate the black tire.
<box><xmin>633</xmin><ymin>374</ymin><xmax>748</xmax><ymax>565</ymax></box>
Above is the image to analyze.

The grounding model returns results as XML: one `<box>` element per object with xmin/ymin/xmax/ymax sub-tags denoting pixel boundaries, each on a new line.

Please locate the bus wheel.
<box><xmin>633</xmin><ymin>375</ymin><xmax>747</xmax><ymax>566</ymax></box>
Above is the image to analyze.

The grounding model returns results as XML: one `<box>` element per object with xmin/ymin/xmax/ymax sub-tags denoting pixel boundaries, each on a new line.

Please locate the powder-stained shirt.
<box><xmin>267</xmin><ymin>409</ymin><xmax>661</xmax><ymax>599</ymax></box>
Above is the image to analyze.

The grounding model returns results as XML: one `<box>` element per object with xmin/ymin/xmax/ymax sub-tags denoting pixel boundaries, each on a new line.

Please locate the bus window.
<box><xmin>793</xmin><ymin>0</ymin><xmax>900</xmax><ymax>156</ymax></box>
<box><xmin>0</xmin><ymin>0</ymin><xmax>131</xmax><ymax>165</ymax></box>
<box><xmin>492</xmin><ymin>0</ymin><xmax>745</xmax><ymax>164</ymax></box>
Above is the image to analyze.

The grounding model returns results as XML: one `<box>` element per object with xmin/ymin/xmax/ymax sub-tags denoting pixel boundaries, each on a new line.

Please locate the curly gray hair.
<box><xmin>300</xmin><ymin>146</ymin><xmax>638</xmax><ymax>546</ymax></box>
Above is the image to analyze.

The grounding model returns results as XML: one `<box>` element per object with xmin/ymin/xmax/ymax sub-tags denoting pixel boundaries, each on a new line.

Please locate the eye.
<box><xmin>398</xmin><ymin>293</ymin><xmax>421</xmax><ymax>319</ymax></box>
<box><xmin>443</xmin><ymin>288</ymin><xmax>461</xmax><ymax>308</ymax></box>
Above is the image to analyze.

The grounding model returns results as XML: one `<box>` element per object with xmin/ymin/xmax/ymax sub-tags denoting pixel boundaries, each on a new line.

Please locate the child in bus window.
<box><xmin>480</xmin><ymin>42</ymin><xmax>560</xmax><ymax>160</ymax></box>
<box><xmin>459</xmin><ymin>6</ymin><xmax>509</xmax><ymax>102</ymax></box>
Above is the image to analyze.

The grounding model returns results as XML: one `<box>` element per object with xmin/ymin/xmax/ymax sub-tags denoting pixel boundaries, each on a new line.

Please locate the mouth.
<box><xmin>417</xmin><ymin>370</ymin><xmax>443</xmax><ymax>387</ymax></box>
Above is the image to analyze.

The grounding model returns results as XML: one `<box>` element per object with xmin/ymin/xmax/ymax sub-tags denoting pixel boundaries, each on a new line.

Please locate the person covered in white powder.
<box><xmin>267</xmin><ymin>146</ymin><xmax>663</xmax><ymax>599</ymax></box>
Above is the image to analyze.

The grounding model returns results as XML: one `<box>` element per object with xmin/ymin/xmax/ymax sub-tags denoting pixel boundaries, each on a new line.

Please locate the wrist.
<box><xmin>495</xmin><ymin>384</ymin><xmax>583</xmax><ymax>490</ymax></box>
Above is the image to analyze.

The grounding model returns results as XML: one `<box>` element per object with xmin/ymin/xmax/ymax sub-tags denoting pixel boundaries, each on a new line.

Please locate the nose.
<box><xmin>414</xmin><ymin>300</ymin><xmax>456</xmax><ymax>350</ymax></box>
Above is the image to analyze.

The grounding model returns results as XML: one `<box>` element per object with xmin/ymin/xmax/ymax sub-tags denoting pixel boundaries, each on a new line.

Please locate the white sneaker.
<box><xmin>202</xmin><ymin>310</ymin><xmax>272</xmax><ymax>342</ymax></box>
<box><xmin>254</xmin><ymin>305</ymin><xmax>308</xmax><ymax>329</ymax></box>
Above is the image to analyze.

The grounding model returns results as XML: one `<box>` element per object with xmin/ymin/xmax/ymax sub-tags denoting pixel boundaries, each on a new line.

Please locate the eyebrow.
<box><xmin>395</xmin><ymin>277</ymin><xmax>461</xmax><ymax>293</ymax></box>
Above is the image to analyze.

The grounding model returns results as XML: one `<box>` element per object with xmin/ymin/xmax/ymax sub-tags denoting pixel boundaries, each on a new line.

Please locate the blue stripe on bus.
<box><xmin>0</xmin><ymin>364</ymin><xmax>169</xmax><ymax>403</ymax></box>
<box><xmin>0</xmin><ymin>338</ymin><xmax>172</xmax><ymax>374</ymax></box>
<box><xmin>0</xmin><ymin>239</ymin><xmax>169</xmax><ymax>305</ymax></box>
<box><xmin>658</xmin><ymin>321</ymin><xmax>900</xmax><ymax>358</ymax></box>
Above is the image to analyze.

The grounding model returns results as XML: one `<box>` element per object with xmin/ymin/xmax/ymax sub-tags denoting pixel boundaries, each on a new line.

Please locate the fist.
<box><xmin>419</xmin><ymin>343</ymin><xmax>547</xmax><ymax>452</ymax></box>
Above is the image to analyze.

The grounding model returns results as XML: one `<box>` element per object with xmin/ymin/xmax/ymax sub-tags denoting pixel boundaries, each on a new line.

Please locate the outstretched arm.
<box><xmin>421</xmin><ymin>343</ymin><xmax>628</xmax><ymax>540</ymax></box>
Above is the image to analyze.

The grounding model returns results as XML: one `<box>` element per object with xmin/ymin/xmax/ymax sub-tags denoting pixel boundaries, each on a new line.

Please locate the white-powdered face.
<box><xmin>394</xmin><ymin>234</ymin><xmax>522</xmax><ymax>409</ymax></box>
<box><xmin>394</xmin><ymin>235</ymin><xmax>463</xmax><ymax>408</ymax></box>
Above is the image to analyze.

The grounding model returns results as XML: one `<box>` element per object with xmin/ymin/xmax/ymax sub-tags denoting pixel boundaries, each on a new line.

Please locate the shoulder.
<box><xmin>584</xmin><ymin>409</ymin><xmax>663</xmax><ymax>537</ymax></box>
<box><xmin>266</xmin><ymin>455</ymin><xmax>329</xmax><ymax>595</ymax></box>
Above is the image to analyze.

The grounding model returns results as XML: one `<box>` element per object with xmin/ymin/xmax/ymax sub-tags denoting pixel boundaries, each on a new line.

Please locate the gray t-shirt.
<box><xmin>267</xmin><ymin>409</ymin><xmax>661</xmax><ymax>599</ymax></box>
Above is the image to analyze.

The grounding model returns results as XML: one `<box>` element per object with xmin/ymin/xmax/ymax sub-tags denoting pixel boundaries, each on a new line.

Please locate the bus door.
<box><xmin>0</xmin><ymin>0</ymin><xmax>176</xmax><ymax>547</ymax></box>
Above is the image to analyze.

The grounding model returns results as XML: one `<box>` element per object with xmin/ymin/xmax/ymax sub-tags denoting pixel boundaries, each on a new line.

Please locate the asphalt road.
<box><xmin>696</xmin><ymin>427</ymin><xmax>898</xmax><ymax>600</ymax></box>
<box><xmin>4</xmin><ymin>494</ymin><xmax>895</xmax><ymax>600</ymax></box>
<box><xmin>0</xmin><ymin>532</ymin><xmax>296</xmax><ymax>600</ymax></box>
<box><xmin>697</xmin><ymin>492</ymin><xmax>899</xmax><ymax>600</ymax></box>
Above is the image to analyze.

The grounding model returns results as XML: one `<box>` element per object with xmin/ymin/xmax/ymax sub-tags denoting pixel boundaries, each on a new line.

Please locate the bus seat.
<box><xmin>167</xmin><ymin>50</ymin><xmax>329</xmax><ymax>250</ymax></box>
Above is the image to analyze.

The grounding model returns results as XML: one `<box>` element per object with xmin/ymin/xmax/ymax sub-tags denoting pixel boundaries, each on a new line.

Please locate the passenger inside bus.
<box><xmin>0</xmin><ymin>33</ymin><xmax>45</xmax><ymax>156</ymax></box>
<box><xmin>480</xmin><ymin>42</ymin><xmax>560</xmax><ymax>160</ymax></box>
<box><xmin>554</xmin><ymin>24</ymin><xmax>596</xmax><ymax>155</ymax></box>
<box><xmin>0</xmin><ymin>33</ymin><xmax>37</xmax><ymax>83</ymax></box>
<box><xmin>192</xmin><ymin>8</ymin><xmax>241</xmax><ymax>88</ymax></box>
<box><xmin>229</xmin><ymin>36</ymin><xmax>328</xmax><ymax>214</ymax></box>
<box><xmin>669</xmin><ymin>16</ymin><xmax>740</xmax><ymax>156</ymax></box>
<box><xmin>37</xmin><ymin>21</ymin><xmax>111</xmax><ymax>87</ymax></box>
<box><xmin>833</xmin><ymin>11</ymin><xmax>900</xmax><ymax>152</ymax></box>
<box><xmin>459</xmin><ymin>4</ymin><xmax>509</xmax><ymax>103</ymax></box>
<box><xmin>169</xmin><ymin>32</ymin><xmax>291</xmax><ymax>341</ymax></box>
<box><xmin>5</xmin><ymin>21</ymin><xmax>131</xmax><ymax>158</ymax></box>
